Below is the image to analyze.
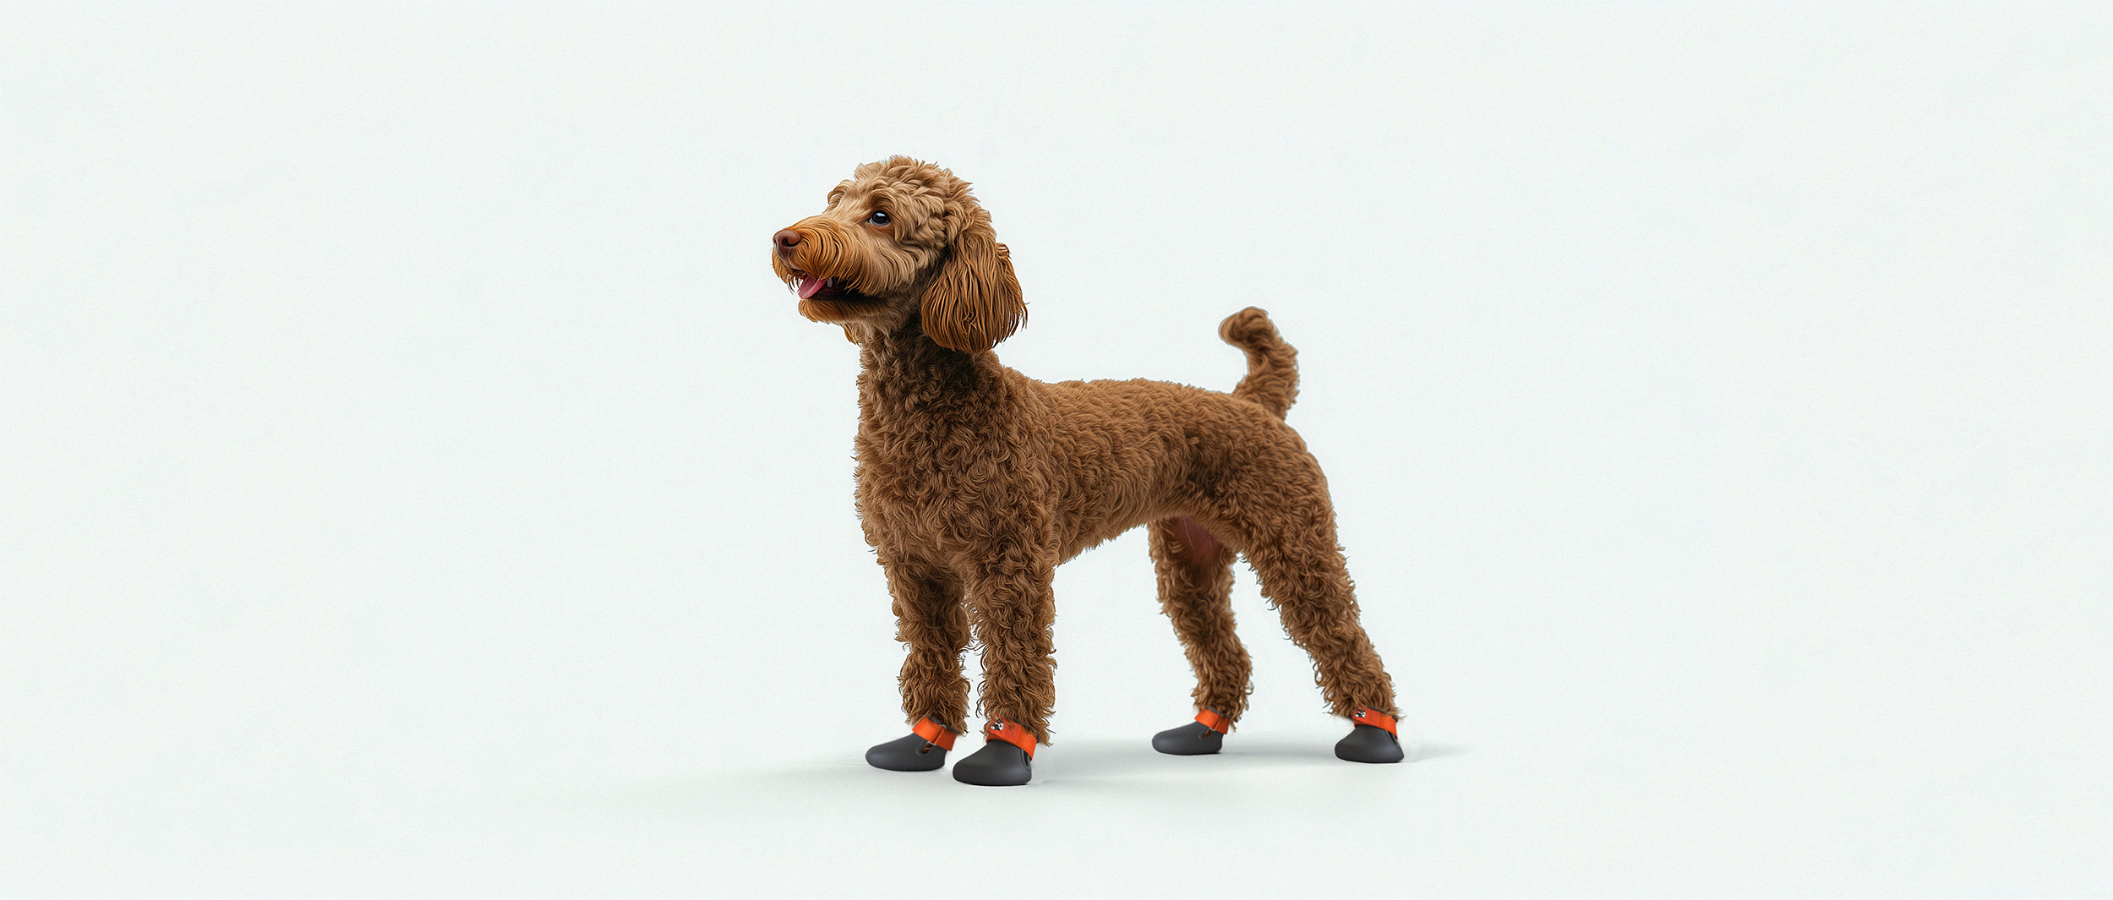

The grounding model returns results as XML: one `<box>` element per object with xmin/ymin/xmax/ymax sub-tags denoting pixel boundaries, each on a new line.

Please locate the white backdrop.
<box><xmin>4</xmin><ymin>4</ymin><xmax>2109</xmax><ymax>897</ymax></box>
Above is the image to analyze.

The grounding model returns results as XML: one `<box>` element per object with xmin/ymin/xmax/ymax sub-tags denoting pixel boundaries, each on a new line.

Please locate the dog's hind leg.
<box><xmin>1147</xmin><ymin>515</ymin><xmax>1251</xmax><ymax>755</ymax></box>
<box><xmin>1227</xmin><ymin>469</ymin><xmax>1406</xmax><ymax>763</ymax></box>
<box><xmin>865</xmin><ymin>559</ymin><xmax>970</xmax><ymax>772</ymax></box>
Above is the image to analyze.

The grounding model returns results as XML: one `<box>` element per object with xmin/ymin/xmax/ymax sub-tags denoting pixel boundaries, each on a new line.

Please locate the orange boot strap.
<box><xmin>1351</xmin><ymin>707</ymin><xmax>1398</xmax><ymax>736</ymax></box>
<box><xmin>1194</xmin><ymin>708</ymin><xmax>1231</xmax><ymax>734</ymax></box>
<box><xmin>984</xmin><ymin>718</ymin><xmax>1037</xmax><ymax>758</ymax></box>
<box><xmin>912</xmin><ymin>718</ymin><xmax>958</xmax><ymax>751</ymax></box>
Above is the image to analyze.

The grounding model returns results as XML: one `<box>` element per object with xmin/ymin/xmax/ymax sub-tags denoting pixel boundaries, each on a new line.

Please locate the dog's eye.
<box><xmin>867</xmin><ymin>210</ymin><xmax>891</xmax><ymax>226</ymax></box>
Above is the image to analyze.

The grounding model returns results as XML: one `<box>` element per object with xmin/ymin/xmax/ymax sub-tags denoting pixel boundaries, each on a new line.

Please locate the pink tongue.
<box><xmin>798</xmin><ymin>277</ymin><xmax>830</xmax><ymax>299</ymax></box>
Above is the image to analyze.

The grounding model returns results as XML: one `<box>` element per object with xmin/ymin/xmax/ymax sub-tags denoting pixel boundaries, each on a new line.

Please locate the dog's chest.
<box><xmin>851</xmin><ymin>413</ymin><xmax>1047</xmax><ymax>541</ymax></box>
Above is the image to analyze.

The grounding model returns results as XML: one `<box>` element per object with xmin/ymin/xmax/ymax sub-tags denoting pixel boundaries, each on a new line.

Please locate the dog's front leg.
<box><xmin>886</xmin><ymin>560</ymin><xmax>970</xmax><ymax>733</ymax></box>
<box><xmin>948</xmin><ymin>530</ymin><xmax>1057</xmax><ymax>786</ymax></box>
<box><xmin>863</xmin><ymin>557</ymin><xmax>968</xmax><ymax>773</ymax></box>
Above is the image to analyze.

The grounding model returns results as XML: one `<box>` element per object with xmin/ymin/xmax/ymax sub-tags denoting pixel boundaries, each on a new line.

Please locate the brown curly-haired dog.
<box><xmin>772</xmin><ymin>157</ymin><xmax>1403</xmax><ymax>785</ymax></box>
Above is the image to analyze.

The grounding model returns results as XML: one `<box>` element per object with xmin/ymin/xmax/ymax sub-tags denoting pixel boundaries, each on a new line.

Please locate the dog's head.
<box><xmin>771</xmin><ymin>157</ymin><xmax>1024</xmax><ymax>352</ymax></box>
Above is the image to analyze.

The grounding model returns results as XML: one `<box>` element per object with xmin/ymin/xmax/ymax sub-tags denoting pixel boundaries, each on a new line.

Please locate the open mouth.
<box><xmin>790</xmin><ymin>271</ymin><xmax>864</xmax><ymax>303</ymax></box>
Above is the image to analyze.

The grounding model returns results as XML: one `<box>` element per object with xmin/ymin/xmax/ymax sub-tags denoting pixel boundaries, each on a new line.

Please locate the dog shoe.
<box><xmin>1334</xmin><ymin>708</ymin><xmax>1406</xmax><ymax>763</ymax></box>
<box><xmin>1151</xmin><ymin>722</ymin><xmax>1224</xmax><ymax>755</ymax></box>
<box><xmin>865</xmin><ymin>718</ymin><xmax>956</xmax><ymax>771</ymax></box>
<box><xmin>1151</xmin><ymin>708</ymin><xmax>1229</xmax><ymax>755</ymax></box>
<box><xmin>951</xmin><ymin>740</ymin><xmax>1032</xmax><ymax>786</ymax></box>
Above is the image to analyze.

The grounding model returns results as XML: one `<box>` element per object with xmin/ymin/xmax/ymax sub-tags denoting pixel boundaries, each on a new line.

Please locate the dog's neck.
<box><xmin>855</xmin><ymin>317</ymin><xmax>1008</xmax><ymax>425</ymax></box>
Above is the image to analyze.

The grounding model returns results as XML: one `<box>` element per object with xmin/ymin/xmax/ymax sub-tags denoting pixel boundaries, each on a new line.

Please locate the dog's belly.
<box><xmin>1169</xmin><ymin>515</ymin><xmax>1224</xmax><ymax>567</ymax></box>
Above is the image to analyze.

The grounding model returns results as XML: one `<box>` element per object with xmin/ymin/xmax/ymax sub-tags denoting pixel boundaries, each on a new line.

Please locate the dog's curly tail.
<box><xmin>1220</xmin><ymin>307</ymin><xmax>1298</xmax><ymax>420</ymax></box>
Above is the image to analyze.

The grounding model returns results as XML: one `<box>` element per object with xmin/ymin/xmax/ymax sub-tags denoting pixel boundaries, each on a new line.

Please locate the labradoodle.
<box><xmin>770</xmin><ymin>156</ymin><xmax>1403</xmax><ymax>786</ymax></box>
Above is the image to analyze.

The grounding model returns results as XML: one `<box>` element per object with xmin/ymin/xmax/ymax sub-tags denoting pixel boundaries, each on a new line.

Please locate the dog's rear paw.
<box><xmin>1333</xmin><ymin>723</ymin><xmax>1405</xmax><ymax>763</ymax></box>
<box><xmin>866</xmin><ymin>733</ymin><xmax>949</xmax><ymax>771</ymax></box>
<box><xmin>1151</xmin><ymin>722</ymin><xmax>1225</xmax><ymax>755</ymax></box>
<box><xmin>951</xmin><ymin>741</ymin><xmax>1032</xmax><ymax>786</ymax></box>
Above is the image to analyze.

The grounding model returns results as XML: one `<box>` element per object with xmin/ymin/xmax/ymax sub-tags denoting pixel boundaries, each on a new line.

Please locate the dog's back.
<box><xmin>1014</xmin><ymin>309</ymin><xmax>1314</xmax><ymax>561</ymax></box>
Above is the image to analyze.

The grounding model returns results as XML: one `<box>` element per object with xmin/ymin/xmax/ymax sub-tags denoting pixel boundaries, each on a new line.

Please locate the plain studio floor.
<box><xmin>4</xmin><ymin>4</ymin><xmax>2111</xmax><ymax>898</ymax></box>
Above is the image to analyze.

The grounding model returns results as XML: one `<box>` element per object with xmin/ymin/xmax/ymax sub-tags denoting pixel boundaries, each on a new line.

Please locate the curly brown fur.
<box><xmin>772</xmin><ymin>157</ymin><xmax>1397</xmax><ymax>744</ymax></box>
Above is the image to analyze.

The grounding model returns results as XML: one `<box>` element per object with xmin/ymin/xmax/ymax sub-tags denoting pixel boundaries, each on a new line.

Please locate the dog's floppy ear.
<box><xmin>919</xmin><ymin>208</ymin><xmax>1024</xmax><ymax>354</ymax></box>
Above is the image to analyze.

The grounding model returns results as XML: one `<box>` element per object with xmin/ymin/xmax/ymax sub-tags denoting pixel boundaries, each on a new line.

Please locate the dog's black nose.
<box><xmin>774</xmin><ymin>229</ymin><xmax>802</xmax><ymax>251</ymax></box>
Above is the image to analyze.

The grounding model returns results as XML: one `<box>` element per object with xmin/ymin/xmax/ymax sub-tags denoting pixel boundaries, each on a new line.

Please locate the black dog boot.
<box><xmin>952</xmin><ymin>718</ymin><xmax>1035</xmax><ymax>786</ymax></box>
<box><xmin>865</xmin><ymin>718</ymin><xmax>957</xmax><ymax>772</ymax></box>
<box><xmin>1151</xmin><ymin>708</ymin><xmax>1229</xmax><ymax>755</ymax></box>
<box><xmin>1334</xmin><ymin>708</ymin><xmax>1405</xmax><ymax>764</ymax></box>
